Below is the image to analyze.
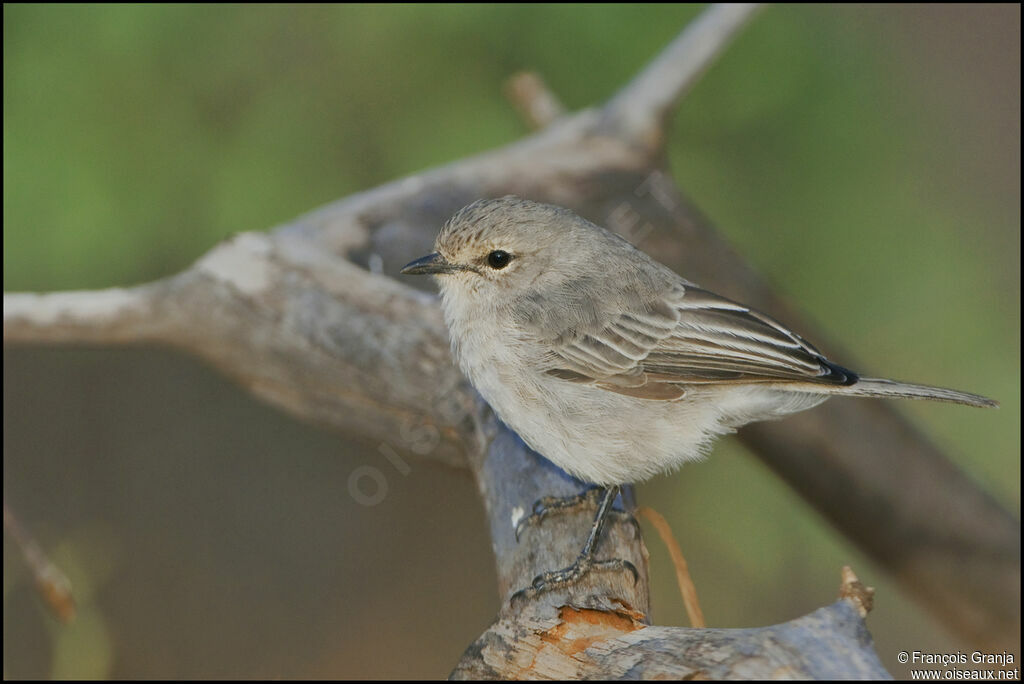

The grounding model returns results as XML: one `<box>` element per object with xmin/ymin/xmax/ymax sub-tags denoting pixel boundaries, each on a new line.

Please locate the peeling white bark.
<box><xmin>5</xmin><ymin>4</ymin><xmax>1018</xmax><ymax>675</ymax></box>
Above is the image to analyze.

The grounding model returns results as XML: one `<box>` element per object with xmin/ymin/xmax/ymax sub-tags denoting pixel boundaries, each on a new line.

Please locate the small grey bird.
<box><xmin>402</xmin><ymin>196</ymin><xmax>996</xmax><ymax>593</ymax></box>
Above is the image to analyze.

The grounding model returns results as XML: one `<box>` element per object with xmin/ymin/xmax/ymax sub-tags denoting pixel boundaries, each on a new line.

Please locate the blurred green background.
<box><xmin>4</xmin><ymin>4</ymin><xmax>1019</xmax><ymax>679</ymax></box>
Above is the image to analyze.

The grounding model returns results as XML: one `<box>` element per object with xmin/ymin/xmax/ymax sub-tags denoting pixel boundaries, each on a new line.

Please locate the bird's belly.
<box><xmin>468</xmin><ymin>358</ymin><xmax>725</xmax><ymax>486</ymax></box>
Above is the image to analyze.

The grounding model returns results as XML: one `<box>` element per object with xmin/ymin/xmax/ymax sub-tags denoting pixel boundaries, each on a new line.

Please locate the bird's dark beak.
<box><xmin>401</xmin><ymin>252</ymin><xmax>460</xmax><ymax>276</ymax></box>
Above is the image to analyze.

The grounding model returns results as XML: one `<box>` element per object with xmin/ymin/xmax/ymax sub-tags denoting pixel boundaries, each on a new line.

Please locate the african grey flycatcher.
<box><xmin>402</xmin><ymin>196</ymin><xmax>996</xmax><ymax>595</ymax></box>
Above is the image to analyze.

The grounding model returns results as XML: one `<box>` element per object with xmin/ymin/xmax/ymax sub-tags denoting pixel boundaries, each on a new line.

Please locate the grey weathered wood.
<box><xmin>472</xmin><ymin>409</ymin><xmax>650</xmax><ymax>613</ymax></box>
<box><xmin>458</xmin><ymin>408</ymin><xmax>887</xmax><ymax>678</ymax></box>
<box><xmin>3</xmin><ymin>3</ymin><xmax>1017</xmax><ymax>665</ymax></box>
<box><xmin>452</xmin><ymin>597</ymin><xmax>890</xmax><ymax>680</ymax></box>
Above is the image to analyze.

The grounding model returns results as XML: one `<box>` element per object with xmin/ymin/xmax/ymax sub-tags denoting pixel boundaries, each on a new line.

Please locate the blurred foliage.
<box><xmin>4</xmin><ymin>4</ymin><xmax>1019</xmax><ymax>679</ymax></box>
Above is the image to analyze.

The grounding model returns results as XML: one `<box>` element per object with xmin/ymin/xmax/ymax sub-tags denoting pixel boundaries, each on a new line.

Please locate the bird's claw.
<box><xmin>509</xmin><ymin>557</ymin><xmax>639</xmax><ymax>606</ymax></box>
<box><xmin>513</xmin><ymin>487</ymin><xmax>613</xmax><ymax>542</ymax></box>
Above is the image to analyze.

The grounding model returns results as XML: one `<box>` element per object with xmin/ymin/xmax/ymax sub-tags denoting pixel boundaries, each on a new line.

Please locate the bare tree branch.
<box><xmin>3</xmin><ymin>284</ymin><xmax>172</xmax><ymax>345</ymax></box>
<box><xmin>453</xmin><ymin>587</ymin><xmax>889</xmax><ymax>679</ymax></box>
<box><xmin>4</xmin><ymin>2</ymin><xmax>1017</xmax><ymax>664</ymax></box>
<box><xmin>458</xmin><ymin>415</ymin><xmax>887</xmax><ymax>678</ymax></box>
<box><xmin>504</xmin><ymin>72</ymin><xmax>567</xmax><ymax>130</ymax></box>
<box><xmin>3</xmin><ymin>504</ymin><xmax>76</xmax><ymax>624</ymax></box>
<box><xmin>603</xmin><ymin>3</ymin><xmax>762</xmax><ymax>148</ymax></box>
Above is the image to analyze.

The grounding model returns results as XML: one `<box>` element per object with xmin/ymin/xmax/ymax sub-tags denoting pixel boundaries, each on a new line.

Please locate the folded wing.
<box><xmin>545</xmin><ymin>285</ymin><xmax>856</xmax><ymax>400</ymax></box>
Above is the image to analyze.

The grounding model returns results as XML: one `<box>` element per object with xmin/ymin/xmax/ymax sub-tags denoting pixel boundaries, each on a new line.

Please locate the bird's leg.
<box><xmin>514</xmin><ymin>485</ymin><xmax>634</xmax><ymax>542</ymax></box>
<box><xmin>511</xmin><ymin>485</ymin><xmax>638</xmax><ymax>604</ymax></box>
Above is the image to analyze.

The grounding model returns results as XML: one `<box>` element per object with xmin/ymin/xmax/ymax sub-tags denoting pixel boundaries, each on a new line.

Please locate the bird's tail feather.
<box><xmin>837</xmin><ymin>377</ymin><xmax>998</xmax><ymax>408</ymax></box>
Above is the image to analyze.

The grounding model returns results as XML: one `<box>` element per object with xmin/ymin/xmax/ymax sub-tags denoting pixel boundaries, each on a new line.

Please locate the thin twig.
<box><xmin>504</xmin><ymin>72</ymin><xmax>567</xmax><ymax>130</ymax></box>
<box><xmin>3</xmin><ymin>4</ymin><xmax>1016</xmax><ymax>653</ymax></box>
<box><xmin>637</xmin><ymin>505</ymin><xmax>705</xmax><ymax>628</ymax></box>
<box><xmin>3</xmin><ymin>503</ymin><xmax>76</xmax><ymax>623</ymax></box>
<box><xmin>603</xmin><ymin>3</ymin><xmax>761</xmax><ymax>147</ymax></box>
<box><xmin>839</xmin><ymin>565</ymin><xmax>875</xmax><ymax>618</ymax></box>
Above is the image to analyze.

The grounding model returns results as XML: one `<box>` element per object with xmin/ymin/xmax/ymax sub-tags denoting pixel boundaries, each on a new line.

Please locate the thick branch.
<box><xmin>472</xmin><ymin>410</ymin><xmax>649</xmax><ymax>610</ymax></box>
<box><xmin>452</xmin><ymin>596</ymin><xmax>889</xmax><ymax>679</ymax></box>
<box><xmin>3</xmin><ymin>285</ymin><xmax>173</xmax><ymax>345</ymax></box>
<box><xmin>6</xmin><ymin>232</ymin><xmax>473</xmax><ymax>466</ymax></box>
<box><xmin>4</xmin><ymin>3</ymin><xmax>1017</xmax><ymax>654</ymax></box>
<box><xmin>460</xmin><ymin>417</ymin><xmax>886</xmax><ymax>678</ymax></box>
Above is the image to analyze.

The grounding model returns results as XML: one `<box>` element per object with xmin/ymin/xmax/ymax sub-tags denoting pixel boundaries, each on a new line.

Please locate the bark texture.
<box><xmin>5</xmin><ymin>3</ymin><xmax>1017</xmax><ymax>676</ymax></box>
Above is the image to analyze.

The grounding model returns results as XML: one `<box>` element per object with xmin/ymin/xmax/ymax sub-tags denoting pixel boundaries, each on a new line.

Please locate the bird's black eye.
<box><xmin>486</xmin><ymin>250</ymin><xmax>512</xmax><ymax>270</ymax></box>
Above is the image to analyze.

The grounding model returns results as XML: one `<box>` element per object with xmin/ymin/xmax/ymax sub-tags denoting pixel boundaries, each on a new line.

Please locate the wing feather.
<box><xmin>544</xmin><ymin>284</ymin><xmax>855</xmax><ymax>399</ymax></box>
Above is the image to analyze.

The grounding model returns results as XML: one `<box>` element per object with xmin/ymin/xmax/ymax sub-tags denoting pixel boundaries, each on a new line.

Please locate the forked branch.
<box><xmin>4</xmin><ymin>3</ymin><xmax>1017</xmax><ymax>670</ymax></box>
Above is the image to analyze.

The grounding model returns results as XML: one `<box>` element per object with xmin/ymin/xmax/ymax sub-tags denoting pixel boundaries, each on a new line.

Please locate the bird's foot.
<box><xmin>515</xmin><ymin>487</ymin><xmax>632</xmax><ymax>542</ymax></box>
<box><xmin>510</xmin><ymin>556</ymin><xmax>639</xmax><ymax>605</ymax></box>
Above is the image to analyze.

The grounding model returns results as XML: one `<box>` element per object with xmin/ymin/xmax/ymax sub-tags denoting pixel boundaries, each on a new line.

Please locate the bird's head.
<box><xmin>401</xmin><ymin>196</ymin><xmax>605</xmax><ymax>304</ymax></box>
